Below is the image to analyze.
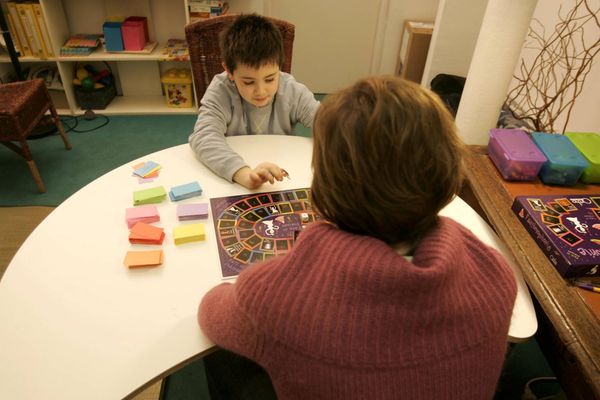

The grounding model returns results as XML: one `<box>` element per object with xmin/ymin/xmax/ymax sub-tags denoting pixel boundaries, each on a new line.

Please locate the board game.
<box><xmin>512</xmin><ymin>195</ymin><xmax>600</xmax><ymax>277</ymax></box>
<box><xmin>210</xmin><ymin>188</ymin><xmax>319</xmax><ymax>278</ymax></box>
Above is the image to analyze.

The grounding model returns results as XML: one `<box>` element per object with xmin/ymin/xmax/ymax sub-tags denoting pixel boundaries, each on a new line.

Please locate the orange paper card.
<box><xmin>124</xmin><ymin>250</ymin><xmax>164</xmax><ymax>268</ymax></box>
<box><xmin>129</xmin><ymin>222</ymin><xmax>165</xmax><ymax>244</ymax></box>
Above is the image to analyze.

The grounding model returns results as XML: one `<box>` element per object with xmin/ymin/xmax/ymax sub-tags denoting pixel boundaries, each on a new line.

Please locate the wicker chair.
<box><xmin>0</xmin><ymin>79</ymin><xmax>72</xmax><ymax>193</ymax></box>
<box><xmin>185</xmin><ymin>15</ymin><xmax>295</xmax><ymax>100</ymax></box>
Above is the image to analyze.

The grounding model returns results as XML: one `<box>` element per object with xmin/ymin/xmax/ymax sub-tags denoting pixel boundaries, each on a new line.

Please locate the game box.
<box><xmin>512</xmin><ymin>195</ymin><xmax>600</xmax><ymax>277</ymax></box>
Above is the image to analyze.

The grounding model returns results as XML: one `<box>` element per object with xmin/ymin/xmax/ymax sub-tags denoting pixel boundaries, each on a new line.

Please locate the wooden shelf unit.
<box><xmin>0</xmin><ymin>0</ymin><xmax>252</xmax><ymax>115</ymax></box>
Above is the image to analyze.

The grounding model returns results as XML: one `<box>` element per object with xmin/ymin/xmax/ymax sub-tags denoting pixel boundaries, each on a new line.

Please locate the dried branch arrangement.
<box><xmin>506</xmin><ymin>0</ymin><xmax>599</xmax><ymax>133</ymax></box>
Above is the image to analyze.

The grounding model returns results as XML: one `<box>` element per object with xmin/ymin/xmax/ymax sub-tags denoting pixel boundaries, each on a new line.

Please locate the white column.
<box><xmin>455</xmin><ymin>0</ymin><xmax>538</xmax><ymax>145</ymax></box>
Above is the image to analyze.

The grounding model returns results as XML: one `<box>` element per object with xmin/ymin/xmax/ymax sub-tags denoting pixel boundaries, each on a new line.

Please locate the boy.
<box><xmin>189</xmin><ymin>14</ymin><xmax>320</xmax><ymax>189</ymax></box>
<box><xmin>198</xmin><ymin>76</ymin><xmax>517</xmax><ymax>399</ymax></box>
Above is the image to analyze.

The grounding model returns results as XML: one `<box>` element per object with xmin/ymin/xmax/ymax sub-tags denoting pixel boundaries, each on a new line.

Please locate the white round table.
<box><xmin>0</xmin><ymin>135</ymin><xmax>536</xmax><ymax>399</ymax></box>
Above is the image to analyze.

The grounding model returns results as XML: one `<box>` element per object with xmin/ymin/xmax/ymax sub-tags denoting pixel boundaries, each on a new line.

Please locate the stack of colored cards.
<box><xmin>133</xmin><ymin>161</ymin><xmax>161</xmax><ymax>178</ymax></box>
<box><xmin>177</xmin><ymin>203</ymin><xmax>209</xmax><ymax>221</ymax></box>
<box><xmin>133</xmin><ymin>186</ymin><xmax>167</xmax><ymax>205</ymax></box>
<box><xmin>129</xmin><ymin>222</ymin><xmax>165</xmax><ymax>245</ymax></box>
<box><xmin>124</xmin><ymin>250</ymin><xmax>164</xmax><ymax>268</ymax></box>
<box><xmin>169</xmin><ymin>181</ymin><xmax>203</xmax><ymax>201</ymax></box>
<box><xmin>125</xmin><ymin>205</ymin><xmax>160</xmax><ymax>228</ymax></box>
<box><xmin>173</xmin><ymin>223</ymin><xmax>205</xmax><ymax>245</ymax></box>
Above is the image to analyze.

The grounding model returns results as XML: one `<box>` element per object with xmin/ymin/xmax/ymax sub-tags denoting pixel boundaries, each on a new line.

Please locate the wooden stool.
<box><xmin>0</xmin><ymin>79</ymin><xmax>72</xmax><ymax>193</ymax></box>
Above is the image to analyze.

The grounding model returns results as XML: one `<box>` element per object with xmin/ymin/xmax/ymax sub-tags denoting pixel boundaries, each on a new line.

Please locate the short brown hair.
<box><xmin>220</xmin><ymin>14</ymin><xmax>284</xmax><ymax>72</ymax></box>
<box><xmin>311</xmin><ymin>76</ymin><xmax>466</xmax><ymax>245</ymax></box>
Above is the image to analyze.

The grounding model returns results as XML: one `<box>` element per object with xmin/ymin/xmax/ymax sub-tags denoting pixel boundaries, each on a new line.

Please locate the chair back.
<box><xmin>185</xmin><ymin>15</ymin><xmax>295</xmax><ymax>100</ymax></box>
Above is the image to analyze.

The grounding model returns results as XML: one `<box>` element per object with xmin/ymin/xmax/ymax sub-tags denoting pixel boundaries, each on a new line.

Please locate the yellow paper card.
<box><xmin>173</xmin><ymin>223</ymin><xmax>205</xmax><ymax>245</ymax></box>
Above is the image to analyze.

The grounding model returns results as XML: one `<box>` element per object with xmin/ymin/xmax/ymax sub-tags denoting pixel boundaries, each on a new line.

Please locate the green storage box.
<box><xmin>565</xmin><ymin>132</ymin><xmax>600</xmax><ymax>183</ymax></box>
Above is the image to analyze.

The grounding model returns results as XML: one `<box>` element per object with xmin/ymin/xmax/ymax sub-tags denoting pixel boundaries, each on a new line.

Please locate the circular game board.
<box><xmin>211</xmin><ymin>188</ymin><xmax>319</xmax><ymax>277</ymax></box>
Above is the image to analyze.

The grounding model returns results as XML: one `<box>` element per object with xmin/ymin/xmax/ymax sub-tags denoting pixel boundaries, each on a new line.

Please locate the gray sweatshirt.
<box><xmin>189</xmin><ymin>71</ymin><xmax>320</xmax><ymax>182</ymax></box>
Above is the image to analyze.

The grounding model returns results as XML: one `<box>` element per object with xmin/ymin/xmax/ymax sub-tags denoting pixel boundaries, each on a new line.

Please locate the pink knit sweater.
<box><xmin>199</xmin><ymin>217</ymin><xmax>516</xmax><ymax>399</ymax></box>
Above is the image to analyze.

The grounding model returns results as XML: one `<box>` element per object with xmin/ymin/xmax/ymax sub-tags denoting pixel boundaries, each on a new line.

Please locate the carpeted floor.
<box><xmin>0</xmin><ymin>112</ymin><xmax>315</xmax><ymax>207</ymax></box>
<box><xmin>0</xmin><ymin>115</ymin><xmax>197</xmax><ymax>206</ymax></box>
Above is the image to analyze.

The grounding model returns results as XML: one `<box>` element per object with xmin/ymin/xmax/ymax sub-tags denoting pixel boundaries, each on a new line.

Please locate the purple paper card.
<box><xmin>177</xmin><ymin>203</ymin><xmax>209</xmax><ymax>220</ymax></box>
<box><xmin>512</xmin><ymin>194</ymin><xmax>600</xmax><ymax>277</ymax></box>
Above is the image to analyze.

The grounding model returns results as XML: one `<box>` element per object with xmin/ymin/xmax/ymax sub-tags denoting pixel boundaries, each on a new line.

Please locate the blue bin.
<box><xmin>531</xmin><ymin>132</ymin><xmax>589</xmax><ymax>185</ymax></box>
<box><xmin>103</xmin><ymin>22</ymin><xmax>124</xmax><ymax>52</ymax></box>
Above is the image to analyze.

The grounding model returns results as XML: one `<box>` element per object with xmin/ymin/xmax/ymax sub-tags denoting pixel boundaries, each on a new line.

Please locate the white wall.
<box><xmin>266</xmin><ymin>0</ymin><xmax>382</xmax><ymax>93</ymax></box>
<box><xmin>421</xmin><ymin>0</ymin><xmax>488</xmax><ymax>87</ymax></box>
<box><xmin>510</xmin><ymin>0</ymin><xmax>600</xmax><ymax>133</ymax></box>
<box><xmin>264</xmin><ymin>0</ymin><xmax>438</xmax><ymax>93</ymax></box>
<box><xmin>374</xmin><ymin>0</ymin><xmax>439</xmax><ymax>74</ymax></box>
<box><xmin>423</xmin><ymin>0</ymin><xmax>599</xmax><ymax>134</ymax></box>
<box><xmin>245</xmin><ymin>0</ymin><xmax>599</xmax><ymax>135</ymax></box>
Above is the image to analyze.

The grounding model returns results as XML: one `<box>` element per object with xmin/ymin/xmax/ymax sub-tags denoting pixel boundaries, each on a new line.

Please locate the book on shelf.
<box><xmin>6</xmin><ymin>1</ymin><xmax>54</xmax><ymax>59</ymax></box>
<box><xmin>159</xmin><ymin>39</ymin><xmax>189</xmax><ymax>61</ymax></box>
<box><xmin>15</xmin><ymin>2</ymin><xmax>45</xmax><ymax>58</ymax></box>
<box><xmin>188</xmin><ymin>0</ymin><xmax>228</xmax><ymax>21</ymax></box>
<box><xmin>60</xmin><ymin>34</ymin><xmax>100</xmax><ymax>56</ymax></box>
<box><xmin>4</xmin><ymin>11</ymin><xmax>23</xmax><ymax>56</ymax></box>
<box><xmin>32</xmin><ymin>3</ymin><xmax>54</xmax><ymax>57</ymax></box>
<box><xmin>6</xmin><ymin>1</ymin><xmax>31</xmax><ymax>56</ymax></box>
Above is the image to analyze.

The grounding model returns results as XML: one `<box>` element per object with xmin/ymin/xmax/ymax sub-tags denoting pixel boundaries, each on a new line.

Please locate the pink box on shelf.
<box><xmin>125</xmin><ymin>16</ymin><xmax>149</xmax><ymax>42</ymax></box>
<box><xmin>121</xmin><ymin>17</ymin><xmax>148</xmax><ymax>51</ymax></box>
<box><xmin>488</xmin><ymin>128</ymin><xmax>547</xmax><ymax>181</ymax></box>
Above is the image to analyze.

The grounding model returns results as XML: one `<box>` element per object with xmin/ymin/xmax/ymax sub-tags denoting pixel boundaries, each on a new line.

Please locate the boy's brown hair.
<box><xmin>311</xmin><ymin>76</ymin><xmax>466</xmax><ymax>245</ymax></box>
<box><xmin>219</xmin><ymin>14</ymin><xmax>284</xmax><ymax>73</ymax></box>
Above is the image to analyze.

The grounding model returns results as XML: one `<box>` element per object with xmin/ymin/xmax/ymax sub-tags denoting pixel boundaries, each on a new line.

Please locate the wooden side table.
<box><xmin>462</xmin><ymin>145</ymin><xmax>600</xmax><ymax>400</ymax></box>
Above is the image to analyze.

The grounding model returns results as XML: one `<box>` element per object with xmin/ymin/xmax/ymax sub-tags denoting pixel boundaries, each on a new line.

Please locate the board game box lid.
<box><xmin>511</xmin><ymin>194</ymin><xmax>600</xmax><ymax>277</ymax></box>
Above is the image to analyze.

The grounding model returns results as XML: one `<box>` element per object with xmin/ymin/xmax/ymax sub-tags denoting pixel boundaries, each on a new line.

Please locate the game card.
<box><xmin>547</xmin><ymin>202</ymin><xmax>567</xmax><ymax>214</ymax></box>
<box><xmin>527</xmin><ymin>198</ymin><xmax>547</xmax><ymax>212</ymax></box>
<box><xmin>559</xmin><ymin>232</ymin><xmax>583</xmax><ymax>246</ymax></box>
<box><xmin>544</xmin><ymin>208</ymin><xmax>561</xmax><ymax>217</ymax></box>
<box><xmin>556</xmin><ymin>198</ymin><xmax>577</xmax><ymax>212</ymax></box>
<box><xmin>549</xmin><ymin>224</ymin><xmax>569</xmax><ymax>235</ymax></box>
<box><xmin>541</xmin><ymin>214</ymin><xmax>561</xmax><ymax>225</ymax></box>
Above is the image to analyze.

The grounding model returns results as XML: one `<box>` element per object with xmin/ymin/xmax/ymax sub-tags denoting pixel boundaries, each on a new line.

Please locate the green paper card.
<box><xmin>133</xmin><ymin>186</ymin><xmax>167</xmax><ymax>205</ymax></box>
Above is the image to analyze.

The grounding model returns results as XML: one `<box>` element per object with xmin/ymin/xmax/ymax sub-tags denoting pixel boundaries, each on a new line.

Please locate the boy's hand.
<box><xmin>233</xmin><ymin>163</ymin><xmax>287</xmax><ymax>189</ymax></box>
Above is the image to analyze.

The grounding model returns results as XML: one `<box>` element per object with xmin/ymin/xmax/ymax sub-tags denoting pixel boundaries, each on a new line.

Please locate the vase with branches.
<box><xmin>505</xmin><ymin>0</ymin><xmax>599</xmax><ymax>133</ymax></box>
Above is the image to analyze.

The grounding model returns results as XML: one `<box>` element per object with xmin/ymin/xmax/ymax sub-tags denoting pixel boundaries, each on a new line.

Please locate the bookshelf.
<box><xmin>0</xmin><ymin>0</ymin><xmax>247</xmax><ymax>115</ymax></box>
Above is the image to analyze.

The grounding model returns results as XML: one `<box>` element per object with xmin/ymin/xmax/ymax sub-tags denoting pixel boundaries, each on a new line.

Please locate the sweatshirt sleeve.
<box><xmin>188</xmin><ymin>78</ymin><xmax>248</xmax><ymax>182</ymax></box>
<box><xmin>283</xmin><ymin>75</ymin><xmax>320</xmax><ymax>129</ymax></box>
<box><xmin>295</xmin><ymin>85</ymin><xmax>320</xmax><ymax>128</ymax></box>
<box><xmin>198</xmin><ymin>282</ymin><xmax>261</xmax><ymax>359</ymax></box>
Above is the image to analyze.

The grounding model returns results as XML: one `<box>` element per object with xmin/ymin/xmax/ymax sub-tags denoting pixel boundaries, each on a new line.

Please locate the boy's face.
<box><xmin>227</xmin><ymin>63</ymin><xmax>280</xmax><ymax>108</ymax></box>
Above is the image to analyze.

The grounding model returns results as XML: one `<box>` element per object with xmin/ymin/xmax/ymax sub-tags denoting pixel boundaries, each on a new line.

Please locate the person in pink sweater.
<box><xmin>198</xmin><ymin>76</ymin><xmax>517</xmax><ymax>399</ymax></box>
